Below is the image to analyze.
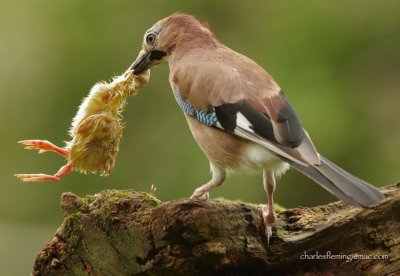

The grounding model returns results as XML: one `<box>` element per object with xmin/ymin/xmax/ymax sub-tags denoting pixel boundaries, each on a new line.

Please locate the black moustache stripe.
<box><xmin>149</xmin><ymin>50</ymin><xmax>167</xmax><ymax>61</ymax></box>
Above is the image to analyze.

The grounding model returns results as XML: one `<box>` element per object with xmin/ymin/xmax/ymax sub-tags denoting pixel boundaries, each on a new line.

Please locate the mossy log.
<box><xmin>33</xmin><ymin>184</ymin><xmax>400</xmax><ymax>275</ymax></box>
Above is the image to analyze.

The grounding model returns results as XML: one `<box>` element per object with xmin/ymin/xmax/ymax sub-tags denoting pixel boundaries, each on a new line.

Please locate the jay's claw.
<box><xmin>18</xmin><ymin>140</ymin><xmax>68</xmax><ymax>158</ymax></box>
<box><xmin>189</xmin><ymin>164</ymin><xmax>225</xmax><ymax>201</ymax></box>
<box><xmin>259</xmin><ymin>204</ymin><xmax>277</xmax><ymax>246</ymax></box>
<box><xmin>190</xmin><ymin>188</ymin><xmax>210</xmax><ymax>200</ymax></box>
<box><xmin>14</xmin><ymin>173</ymin><xmax>61</xmax><ymax>182</ymax></box>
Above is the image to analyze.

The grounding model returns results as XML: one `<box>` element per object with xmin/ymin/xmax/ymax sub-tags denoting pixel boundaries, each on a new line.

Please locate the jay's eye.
<box><xmin>146</xmin><ymin>33</ymin><xmax>156</xmax><ymax>45</ymax></box>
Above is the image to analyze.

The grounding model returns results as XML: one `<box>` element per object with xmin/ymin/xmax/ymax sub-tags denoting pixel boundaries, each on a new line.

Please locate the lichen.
<box><xmin>79</xmin><ymin>222</ymin><xmax>128</xmax><ymax>275</ymax></box>
<box><xmin>108</xmin><ymin>226</ymin><xmax>152</xmax><ymax>273</ymax></box>
<box><xmin>62</xmin><ymin>189</ymin><xmax>157</xmax><ymax>274</ymax></box>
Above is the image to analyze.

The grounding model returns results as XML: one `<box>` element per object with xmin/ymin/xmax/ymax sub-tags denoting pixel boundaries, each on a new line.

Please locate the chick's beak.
<box><xmin>130</xmin><ymin>49</ymin><xmax>151</xmax><ymax>75</ymax></box>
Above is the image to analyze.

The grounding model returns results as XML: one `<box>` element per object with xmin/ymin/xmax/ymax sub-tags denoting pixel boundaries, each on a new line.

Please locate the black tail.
<box><xmin>290</xmin><ymin>156</ymin><xmax>385</xmax><ymax>207</ymax></box>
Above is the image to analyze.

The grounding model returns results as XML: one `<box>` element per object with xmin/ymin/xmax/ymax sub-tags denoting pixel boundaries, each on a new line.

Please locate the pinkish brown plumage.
<box><xmin>129</xmin><ymin>13</ymin><xmax>384</xmax><ymax>244</ymax></box>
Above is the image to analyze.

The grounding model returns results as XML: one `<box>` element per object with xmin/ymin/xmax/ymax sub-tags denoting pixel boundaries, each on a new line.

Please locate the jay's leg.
<box><xmin>18</xmin><ymin>140</ymin><xmax>68</xmax><ymax>158</ymax></box>
<box><xmin>259</xmin><ymin>169</ymin><xmax>277</xmax><ymax>245</ymax></box>
<box><xmin>190</xmin><ymin>163</ymin><xmax>226</xmax><ymax>200</ymax></box>
<box><xmin>15</xmin><ymin>163</ymin><xmax>74</xmax><ymax>182</ymax></box>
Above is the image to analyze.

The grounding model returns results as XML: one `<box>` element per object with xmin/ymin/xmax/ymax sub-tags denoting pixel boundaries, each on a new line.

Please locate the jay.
<box><xmin>130</xmin><ymin>13</ymin><xmax>384</xmax><ymax>242</ymax></box>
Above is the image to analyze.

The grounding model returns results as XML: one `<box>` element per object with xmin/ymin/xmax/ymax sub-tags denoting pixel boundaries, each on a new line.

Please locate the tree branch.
<box><xmin>33</xmin><ymin>184</ymin><xmax>400</xmax><ymax>275</ymax></box>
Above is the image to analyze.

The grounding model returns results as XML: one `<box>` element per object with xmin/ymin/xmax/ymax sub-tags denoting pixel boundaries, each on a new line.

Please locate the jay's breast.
<box><xmin>185</xmin><ymin>114</ymin><xmax>289</xmax><ymax>175</ymax></box>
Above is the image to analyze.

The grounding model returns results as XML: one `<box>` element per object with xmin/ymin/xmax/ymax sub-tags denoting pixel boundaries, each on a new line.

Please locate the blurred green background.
<box><xmin>1</xmin><ymin>0</ymin><xmax>399</xmax><ymax>274</ymax></box>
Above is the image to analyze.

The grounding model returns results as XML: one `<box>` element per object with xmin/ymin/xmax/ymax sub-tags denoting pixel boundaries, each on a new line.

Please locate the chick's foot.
<box><xmin>18</xmin><ymin>140</ymin><xmax>68</xmax><ymax>158</ymax></box>
<box><xmin>15</xmin><ymin>164</ymin><xmax>73</xmax><ymax>182</ymax></box>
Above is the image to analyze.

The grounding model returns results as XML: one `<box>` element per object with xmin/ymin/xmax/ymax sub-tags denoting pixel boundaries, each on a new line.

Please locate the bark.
<box><xmin>33</xmin><ymin>184</ymin><xmax>400</xmax><ymax>275</ymax></box>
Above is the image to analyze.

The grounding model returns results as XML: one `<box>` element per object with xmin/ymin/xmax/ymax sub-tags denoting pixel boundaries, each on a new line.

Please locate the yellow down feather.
<box><xmin>67</xmin><ymin>70</ymin><xmax>150</xmax><ymax>175</ymax></box>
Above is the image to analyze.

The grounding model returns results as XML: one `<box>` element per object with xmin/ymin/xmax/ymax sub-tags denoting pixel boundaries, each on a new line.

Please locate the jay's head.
<box><xmin>131</xmin><ymin>13</ymin><xmax>218</xmax><ymax>74</ymax></box>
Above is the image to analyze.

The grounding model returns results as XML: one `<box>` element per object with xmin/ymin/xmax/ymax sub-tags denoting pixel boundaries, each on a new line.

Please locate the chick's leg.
<box><xmin>18</xmin><ymin>140</ymin><xmax>68</xmax><ymax>158</ymax></box>
<box><xmin>259</xmin><ymin>169</ymin><xmax>277</xmax><ymax>246</ymax></box>
<box><xmin>15</xmin><ymin>164</ymin><xmax>74</xmax><ymax>182</ymax></box>
<box><xmin>191</xmin><ymin>163</ymin><xmax>226</xmax><ymax>200</ymax></box>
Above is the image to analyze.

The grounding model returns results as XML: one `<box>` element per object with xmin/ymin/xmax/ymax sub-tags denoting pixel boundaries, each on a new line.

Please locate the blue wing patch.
<box><xmin>174</xmin><ymin>88</ymin><xmax>217</xmax><ymax>126</ymax></box>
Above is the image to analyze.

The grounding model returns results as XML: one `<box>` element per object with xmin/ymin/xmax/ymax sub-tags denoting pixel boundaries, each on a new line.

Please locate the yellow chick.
<box><xmin>15</xmin><ymin>69</ymin><xmax>150</xmax><ymax>182</ymax></box>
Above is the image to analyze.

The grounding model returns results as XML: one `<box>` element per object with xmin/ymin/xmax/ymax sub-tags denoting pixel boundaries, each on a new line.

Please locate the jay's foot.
<box><xmin>190</xmin><ymin>164</ymin><xmax>225</xmax><ymax>201</ymax></box>
<box><xmin>18</xmin><ymin>140</ymin><xmax>68</xmax><ymax>158</ymax></box>
<box><xmin>15</xmin><ymin>173</ymin><xmax>61</xmax><ymax>182</ymax></box>
<box><xmin>190</xmin><ymin>187</ymin><xmax>209</xmax><ymax>200</ymax></box>
<box><xmin>259</xmin><ymin>204</ymin><xmax>277</xmax><ymax>246</ymax></box>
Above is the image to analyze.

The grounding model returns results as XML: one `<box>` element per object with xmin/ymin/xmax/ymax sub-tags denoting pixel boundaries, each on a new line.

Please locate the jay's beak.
<box><xmin>130</xmin><ymin>49</ymin><xmax>151</xmax><ymax>75</ymax></box>
<box><xmin>131</xmin><ymin>49</ymin><xmax>167</xmax><ymax>75</ymax></box>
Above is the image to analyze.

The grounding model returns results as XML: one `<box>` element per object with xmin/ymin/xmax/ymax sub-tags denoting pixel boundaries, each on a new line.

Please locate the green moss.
<box><xmin>214</xmin><ymin>197</ymin><xmax>286</xmax><ymax>212</ymax></box>
<box><xmin>273</xmin><ymin>203</ymin><xmax>287</xmax><ymax>213</ymax></box>
<box><xmin>67</xmin><ymin>198</ymin><xmax>89</xmax><ymax>214</ymax></box>
<box><xmin>62</xmin><ymin>212</ymin><xmax>84</xmax><ymax>249</ymax></box>
<box><xmin>82</xmin><ymin>189</ymin><xmax>161</xmax><ymax>208</ymax></box>
<box><xmin>142</xmin><ymin>192</ymin><xmax>161</xmax><ymax>206</ymax></box>
<box><xmin>215</xmin><ymin>197</ymin><xmax>250</xmax><ymax>205</ymax></box>
<box><xmin>100</xmin><ymin>189</ymin><xmax>161</xmax><ymax>206</ymax></box>
<box><xmin>79</xmin><ymin>190</ymin><xmax>161</xmax><ymax>235</ymax></box>
<box><xmin>82</xmin><ymin>194</ymin><xmax>95</xmax><ymax>205</ymax></box>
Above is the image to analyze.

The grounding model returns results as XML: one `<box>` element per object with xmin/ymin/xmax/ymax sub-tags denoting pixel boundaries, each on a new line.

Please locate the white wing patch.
<box><xmin>214</xmin><ymin>110</ymin><xmax>310</xmax><ymax>166</ymax></box>
<box><xmin>236</xmin><ymin>112</ymin><xmax>253</xmax><ymax>132</ymax></box>
<box><xmin>234</xmin><ymin>128</ymin><xmax>309</xmax><ymax>167</ymax></box>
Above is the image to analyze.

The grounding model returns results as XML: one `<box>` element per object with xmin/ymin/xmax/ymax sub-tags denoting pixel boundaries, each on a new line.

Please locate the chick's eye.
<box><xmin>146</xmin><ymin>33</ymin><xmax>156</xmax><ymax>45</ymax></box>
